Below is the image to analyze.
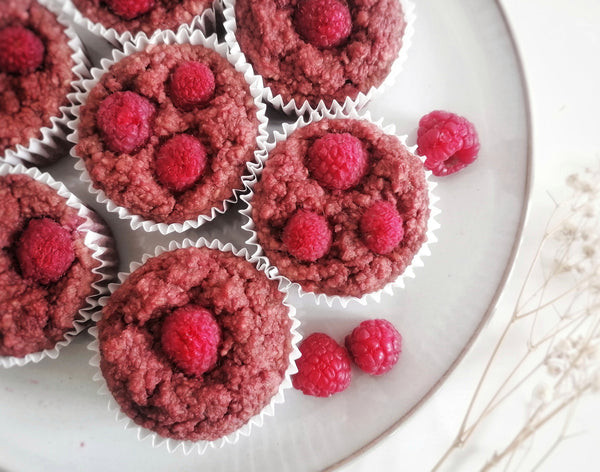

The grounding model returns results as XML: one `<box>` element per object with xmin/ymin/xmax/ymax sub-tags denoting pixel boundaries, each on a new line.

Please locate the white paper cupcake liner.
<box><xmin>0</xmin><ymin>163</ymin><xmax>118</xmax><ymax>368</ymax></box>
<box><xmin>2</xmin><ymin>1</ymin><xmax>90</xmax><ymax>167</ymax></box>
<box><xmin>240</xmin><ymin>105</ymin><xmax>441</xmax><ymax>308</ymax></box>
<box><xmin>51</xmin><ymin>0</ymin><xmax>219</xmax><ymax>48</ymax></box>
<box><xmin>222</xmin><ymin>0</ymin><xmax>416</xmax><ymax>116</ymax></box>
<box><xmin>88</xmin><ymin>237</ymin><xmax>302</xmax><ymax>455</ymax></box>
<box><xmin>67</xmin><ymin>27</ymin><xmax>269</xmax><ymax>235</ymax></box>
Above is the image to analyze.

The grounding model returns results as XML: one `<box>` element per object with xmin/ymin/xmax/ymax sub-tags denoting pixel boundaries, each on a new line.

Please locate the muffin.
<box><xmin>247</xmin><ymin>112</ymin><xmax>434</xmax><ymax>300</ymax></box>
<box><xmin>70</xmin><ymin>31</ymin><xmax>266</xmax><ymax>233</ymax></box>
<box><xmin>0</xmin><ymin>0</ymin><xmax>83</xmax><ymax>164</ymax></box>
<box><xmin>225</xmin><ymin>0</ymin><xmax>412</xmax><ymax>112</ymax></box>
<box><xmin>65</xmin><ymin>0</ymin><xmax>215</xmax><ymax>44</ymax></box>
<box><xmin>94</xmin><ymin>240</ymin><xmax>299</xmax><ymax>448</ymax></box>
<box><xmin>0</xmin><ymin>164</ymin><xmax>116</xmax><ymax>366</ymax></box>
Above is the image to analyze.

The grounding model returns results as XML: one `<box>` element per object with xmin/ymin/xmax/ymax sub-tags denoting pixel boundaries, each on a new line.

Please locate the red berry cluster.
<box><xmin>96</xmin><ymin>60</ymin><xmax>217</xmax><ymax>192</ymax></box>
<box><xmin>15</xmin><ymin>218</ymin><xmax>75</xmax><ymax>285</ymax></box>
<box><xmin>160</xmin><ymin>304</ymin><xmax>221</xmax><ymax>378</ymax></box>
<box><xmin>416</xmin><ymin>110</ymin><xmax>480</xmax><ymax>176</ymax></box>
<box><xmin>292</xmin><ymin>319</ymin><xmax>402</xmax><ymax>397</ymax></box>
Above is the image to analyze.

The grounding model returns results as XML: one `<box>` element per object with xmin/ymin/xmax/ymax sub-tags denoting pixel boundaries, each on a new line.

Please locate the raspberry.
<box><xmin>294</xmin><ymin>0</ymin><xmax>352</xmax><ymax>48</ymax></box>
<box><xmin>0</xmin><ymin>26</ymin><xmax>45</xmax><ymax>75</ymax></box>
<box><xmin>359</xmin><ymin>201</ymin><xmax>404</xmax><ymax>254</ymax></box>
<box><xmin>104</xmin><ymin>0</ymin><xmax>154</xmax><ymax>20</ymax></box>
<box><xmin>15</xmin><ymin>218</ymin><xmax>75</xmax><ymax>285</ymax></box>
<box><xmin>345</xmin><ymin>319</ymin><xmax>402</xmax><ymax>375</ymax></box>
<box><xmin>282</xmin><ymin>210</ymin><xmax>332</xmax><ymax>262</ymax></box>
<box><xmin>416</xmin><ymin>110</ymin><xmax>480</xmax><ymax>177</ymax></box>
<box><xmin>97</xmin><ymin>91</ymin><xmax>155</xmax><ymax>154</ymax></box>
<box><xmin>160</xmin><ymin>305</ymin><xmax>221</xmax><ymax>378</ymax></box>
<box><xmin>307</xmin><ymin>132</ymin><xmax>367</xmax><ymax>190</ymax></box>
<box><xmin>292</xmin><ymin>332</ymin><xmax>352</xmax><ymax>397</ymax></box>
<box><xmin>170</xmin><ymin>61</ymin><xmax>215</xmax><ymax>110</ymax></box>
<box><xmin>155</xmin><ymin>134</ymin><xmax>208</xmax><ymax>192</ymax></box>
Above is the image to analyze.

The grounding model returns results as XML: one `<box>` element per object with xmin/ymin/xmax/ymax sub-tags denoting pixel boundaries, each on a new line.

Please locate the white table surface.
<box><xmin>342</xmin><ymin>1</ymin><xmax>600</xmax><ymax>471</ymax></box>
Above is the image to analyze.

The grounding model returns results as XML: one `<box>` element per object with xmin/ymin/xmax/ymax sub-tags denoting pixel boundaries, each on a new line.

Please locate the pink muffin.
<box><xmin>97</xmin><ymin>243</ymin><xmax>297</xmax><ymax>443</ymax></box>
<box><xmin>249</xmin><ymin>116</ymin><xmax>431</xmax><ymax>299</ymax></box>
<box><xmin>0</xmin><ymin>167</ymin><xmax>115</xmax><ymax>364</ymax></box>
<box><xmin>73</xmin><ymin>38</ymin><xmax>264</xmax><ymax>229</ymax></box>
<box><xmin>0</xmin><ymin>0</ymin><xmax>76</xmax><ymax>159</ymax></box>
<box><xmin>68</xmin><ymin>0</ymin><xmax>213</xmax><ymax>39</ymax></box>
<box><xmin>228</xmin><ymin>0</ymin><xmax>408</xmax><ymax>109</ymax></box>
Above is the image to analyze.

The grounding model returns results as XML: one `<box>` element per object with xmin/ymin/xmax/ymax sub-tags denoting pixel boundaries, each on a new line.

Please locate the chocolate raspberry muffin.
<box><xmin>97</xmin><ymin>244</ymin><xmax>296</xmax><ymax>441</ymax></box>
<box><xmin>0</xmin><ymin>0</ymin><xmax>75</xmax><ymax>157</ymax></box>
<box><xmin>229</xmin><ymin>0</ymin><xmax>407</xmax><ymax>108</ymax></box>
<box><xmin>0</xmin><ymin>169</ymin><xmax>108</xmax><ymax>361</ymax></box>
<box><xmin>68</xmin><ymin>0</ymin><xmax>213</xmax><ymax>38</ymax></box>
<box><xmin>73</xmin><ymin>39</ymin><xmax>263</xmax><ymax>227</ymax></box>
<box><xmin>249</xmin><ymin>116</ymin><xmax>431</xmax><ymax>298</ymax></box>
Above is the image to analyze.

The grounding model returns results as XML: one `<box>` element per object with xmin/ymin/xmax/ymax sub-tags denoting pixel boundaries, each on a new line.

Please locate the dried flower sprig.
<box><xmin>433</xmin><ymin>164</ymin><xmax>600</xmax><ymax>471</ymax></box>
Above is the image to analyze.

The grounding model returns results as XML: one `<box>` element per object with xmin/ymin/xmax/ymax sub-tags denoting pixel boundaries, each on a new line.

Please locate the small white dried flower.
<box><xmin>532</xmin><ymin>382</ymin><xmax>553</xmax><ymax>405</ymax></box>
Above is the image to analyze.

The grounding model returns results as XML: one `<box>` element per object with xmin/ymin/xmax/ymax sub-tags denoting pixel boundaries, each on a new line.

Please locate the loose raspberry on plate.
<box><xmin>294</xmin><ymin>0</ymin><xmax>352</xmax><ymax>49</ymax></box>
<box><xmin>0</xmin><ymin>26</ymin><xmax>45</xmax><ymax>75</ymax></box>
<box><xmin>360</xmin><ymin>200</ymin><xmax>404</xmax><ymax>254</ymax></box>
<box><xmin>306</xmin><ymin>132</ymin><xmax>367</xmax><ymax>190</ymax></box>
<box><xmin>282</xmin><ymin>210</ymin><xmax>332</xmax><ymax>262</ymax></box>
<box><xmin>345</xmin><ymin>319</ymin><xmax>402</xmax><ymax>375</ymax></box>
<box><xmin>292</xmin><ymin>332</ymin><xmax>352</xmax><ymax>397</ymax></box>
<box><xmin>170</xmin><ymin>61</ymin><xmax>216</xmax><ymax>110</ymax></box>
<box><xmin>15</xmin><ymin>217</ymin><xmax>75</xmax><ymax>285</ymax></box>
<box><xmin>96</xmin><ymin>91</ymin><xmax>155</xmax><ymax>154</ymax></box>
<box><xmin>416</xmin><ymin>110</ymin><xmax>480</xmax><ymax>177</ymax></box>
<box><xmin>160</xmin><ymin>305</ymin><xmax>221</xmax><ymax>378</ymax></box>
<box><xmin>155</xmin><ymin>134</ymin><xmax>208</xmax><ymax>192</ymax></box>
<box><xmin>104</xmin><ymin>0</ymin><xmax>155</xmax><ymax>20</ymax></box>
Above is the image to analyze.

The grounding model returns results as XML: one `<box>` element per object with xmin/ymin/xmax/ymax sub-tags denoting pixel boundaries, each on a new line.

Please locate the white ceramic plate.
<box><xmin>0</xmin><ymin>0</ymin><xmax>530</xmax><ymax>470</ymax></box>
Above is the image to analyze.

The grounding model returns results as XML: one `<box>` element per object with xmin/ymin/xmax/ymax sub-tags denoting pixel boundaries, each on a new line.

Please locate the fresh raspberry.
<box><xmin>15</xmin><ymin>218</ymin><xmax>75</xmax><ymax>285</ymax></box>
<box><xmin>0</xmin><ymin>26</ymin><xmax>45</xmax><ymax>75</ymax></box>
<box><xmin>345</xmin><ymin>319</ymin><xmax>402</xmax><ymax>375</ymax></box>
<box><xmin>104</xmin><ymin>0</ymin><xmax>155</xmax><ymax>20</ymax></box>
<box><xmin>294</xmin><ymin>0</ymin><xmax>352</xmax><ymax>48</ymax></box>
<box><xmin>97</xmin><ymin>91</ymin><xmax>155</xmax><ymax>154</ymax></box>
<box><xmin>160</xmin><ymin>305</ymin><xmax>221</xmax><ymax>378</ymax></box>
<box><xmin>282</xmin><ymin>210</ymin><xmax>332</xmax><ymax>262</ymax></box>
<box><xmin>416</xmin><ymin>110</ymin><xmax>480</xmax><ymax>177</ymax></box>
<box><xmin>359</xmin><ymin>201</ymin><xmax>404</xmax><ymax>254</ymax></box>
<box><xmin>155</xmin><ymin>134</ymin><xmax>208</xmax><ymax>192</ymax></box>
<box><xmin>170</xmin><ymin>61</ymin><xmax>216</xmax><ymax>110</ymax></box>
<box><xmin>307</xmin><ymin>132</ymin><xmax>367</xmax><ymax>190</ymax></box>
<box><xmin>292</xmin><ymin>332</ymin><xmax>352</xmax><ymax>397</ymax></box>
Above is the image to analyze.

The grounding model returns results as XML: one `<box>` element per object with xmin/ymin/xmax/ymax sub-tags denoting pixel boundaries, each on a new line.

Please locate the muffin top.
<box><xmin>234</xmin><ymin>0</ymin><xmax>405</xmax><ymax>107</ymax></box>
<box><xmin>0</xmin><ymin>0</ymin><xmax>74</xmax><ymax>155</ymax></box>
<box><xmin>75</xmin><ymin>42</ymin><xmax>260</xmax><ymax>224</ymax></box>
<box><xmin>98</xmin><ymin>246</ymin><xmax>293</xmax><ymax>441</ymax></box>
<box><xmin>251</xmin><ymin>118</ymin><xmax>430</xmax><ymax>298</ymax></box>
<box><xmin>0</xmin><ymin>173</ymin><xmax>99</xmax><ymax>358</ymax></box>
<box><xmin>70</xmin><ymin>0</ymin><xmax>213</xmax><ymax>36</ymax></box>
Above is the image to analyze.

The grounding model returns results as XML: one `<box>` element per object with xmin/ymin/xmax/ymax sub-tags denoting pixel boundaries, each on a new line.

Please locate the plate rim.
<box><xmin>325</xmin><ymin>0</ymin><xmax>535</xmax><ymax>469</ymax></box>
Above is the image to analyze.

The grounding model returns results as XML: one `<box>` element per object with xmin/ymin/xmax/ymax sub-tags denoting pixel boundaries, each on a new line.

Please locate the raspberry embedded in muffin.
<box><xmin>360</xmin><ymin>200</ymin><xmax>404</xmax><ymax>254</ymax></box>
<box><xmin>0</xmin><ymin>25</ymin><xmax>45</xmax><ymax>75</ymax></box>
<box><xmin>155</xmin><ymin>134</ymin><xmax>208</xmax><ymax>192</ymax></box>
<box><xmin>15</xmin><ymin>217</ymin><xmax>75</xmax><ymax>285</ymax></box>
<box><xmin>294</xmin><ymin>0</ymin><xmax>352</xmax><ymax>49</ymax></box>
<box><xmin>282</xmin><ymin>209</ymin><xmax>332</xmax><ymax>262</ymax></box>
<box><xmin>96</xmin><ymin>91</ymin><xmax>156</xmax><ymax>154</ymax></box>
<box><xmin>160</xmin><ymin>304</ymin><xmax>221</xmax><ymax>378</ymax></box>
<box><xmin>104</xmin><ymin>0</ymin><xmax>155</xmax><ymax>20</ymax></box>
<box><xmin>170</xmin><ymin>60</ymin><xmax>216</xmax><ymax>110</ymax></box>
<box><xmin>306</xmin><ymin>132</ymin><xmax>367</xmax><ymax>190</ymax></box>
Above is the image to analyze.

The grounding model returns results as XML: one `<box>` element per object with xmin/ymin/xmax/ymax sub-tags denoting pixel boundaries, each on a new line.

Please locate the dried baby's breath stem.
<box><xmin>432</xmin><ymin>164</ymin><xmax>600</xmax><ymax>472</ymax></box>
